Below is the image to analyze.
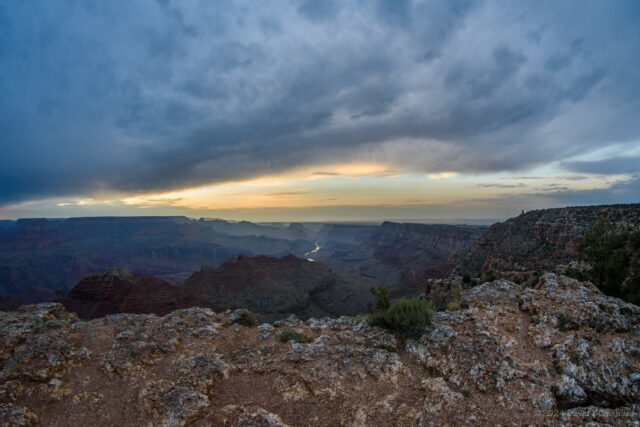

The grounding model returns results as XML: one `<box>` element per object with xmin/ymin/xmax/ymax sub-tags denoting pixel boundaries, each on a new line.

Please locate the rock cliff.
<box><xmin>2</xmin><ymin>273</ymin><xmax>637</xmax><ymax>425</ymax></box>
<box><xmin>181</xmin><ymin>255</ymin><xmax>372</xmax><ymax>320</ymax></box>
<box><xmin>56</xmin><ymin>267</ymin><xmax>211</xmax><ymax>320</ymax></box>
<box><xmin>318</xmin><ymin>222</ymin><xmax>487</xmax><ymax>295</ymax></box>
<box><xmin>452</xmin><ymin>204</ymin><xmax>640</xmax><ymax>278</ymax></box>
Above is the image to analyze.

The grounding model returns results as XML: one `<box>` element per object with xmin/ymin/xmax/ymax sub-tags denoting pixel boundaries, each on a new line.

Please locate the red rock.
<box><xmin>56</xmin><ymin>267</ymin><xmax>210</xmax><ymax>319</ymax></box>
<box><xmin>0</xmin><ymin>293</ymin><xmax>21</xmax><ymax>311</ymax></box>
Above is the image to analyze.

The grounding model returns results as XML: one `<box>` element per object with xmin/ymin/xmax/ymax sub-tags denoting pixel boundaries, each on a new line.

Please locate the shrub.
<box><xmin>445</xmin><ymin>287</ymin><xmax>468</xmax><ymax>311</ymax></box>
<box><xmin>368</xmin><ymin>298</ymin><xmax>435</xmax><ymax>339</ymax></box>
<box><xmin>375</xmin><ymin>344</ymin><xmax>397</xmax><ymax>353</ymax></box>
<box><xmin>427</xmin><ymin>284</ymin><xmax>468</xmax><ymax>311</ymax></box>
<box><xmin>370</xmin><ymin>285</ymin><xmax>391</xmax><ymax>311</ymax></box>
<box><xmin>579</xmin><ymin>220</ymin><xmax>629</xmax><ymax>298</ymax></box>
<box><xmin>278</xmin><ymin>328</ymin><xmax>313</xmax><ymax>344</ymax></box>
<box><xmin>578</xmin><ymin>221</ymin><xmax>640</xmax><ymax>304</ymax></box>
<box><xmin>564</xmin><ymin>267</ymin><xmax>588</xmax><ymax>282</ymax></box>
<box><xmin>446</xmin><ymin>299</ymin><xmax>462</xmax><ymax>311</ymax></box>
<box><xmin>556</xmin><ymin>313</ymin><xmax>571</xmax><ymax>332</ymax></box>
<box><xmin>232</xmin><ymin>309</ymin><xmax>257</xmax><ymax>327</ymax></box>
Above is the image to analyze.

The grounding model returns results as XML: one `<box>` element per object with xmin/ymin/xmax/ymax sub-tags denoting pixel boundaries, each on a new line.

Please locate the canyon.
<box><xmin>0</xmin><ymin>217</ymin><xmax>486</xmax><ymax>307</ymax></box>
<box><xmin>1</xmin><ymin>203</ymin><xmax>640</xmax><ymax>425</ymax></box>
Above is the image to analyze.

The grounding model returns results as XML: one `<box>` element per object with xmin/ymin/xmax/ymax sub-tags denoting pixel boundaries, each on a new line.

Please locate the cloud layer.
<box><xmin>1</xmin><ymin>0</ymin><xmax>640</xmax><ymax>205</ymax></box>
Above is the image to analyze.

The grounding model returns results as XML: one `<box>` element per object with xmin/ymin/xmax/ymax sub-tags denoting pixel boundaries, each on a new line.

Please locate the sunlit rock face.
<box><xmin>1</xmin><ymin>273</ymin><xmax>638</xmax><ymax>426</ymax></box>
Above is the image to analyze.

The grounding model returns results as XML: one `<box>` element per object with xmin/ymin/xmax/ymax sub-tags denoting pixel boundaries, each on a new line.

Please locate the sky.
<box><xmin>1</xmin><ymin>0</ymin><xmax>639</xmax><ymax>222</ymax></box>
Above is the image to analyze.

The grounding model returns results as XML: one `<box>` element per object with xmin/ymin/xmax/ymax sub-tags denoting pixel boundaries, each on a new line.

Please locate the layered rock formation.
<box><xmin>2</xmin><ymin>273</ymin><xmax>637</xmax><ymax>425</ymax></box>
<box><xmin>181</xmin><ymin>255</ymin><xmax>372</xmax><ymax>320</ymax></box>
<box><xmin>56</xmin><ymin>267</ymin><xmax>210</xmax><ymax>320</ymax></box>
<box><xmin>203</xmin><ymin>219</ymin><xmax>310</xmax><ymax>241</ymax></box>
<box><xmin>317</xmin><ymin>222</ymin><xmax>487</xmax><ymax>295</ymax></box>
<box><xmin>452</xmin><ymin>204</ymin><xmax>640</xmax><ymax>278</ymax></box>
<box><xmin>315</xmin><ymin>223</ymin><xmax>379</xmax><ymax>246</ymax></box>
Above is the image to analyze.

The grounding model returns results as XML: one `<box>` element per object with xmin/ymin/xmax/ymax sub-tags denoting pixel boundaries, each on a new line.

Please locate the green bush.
<box><xmin>556</xmin><ymin>313</ymin><xmax>571</xmax><ymax>332</ymax></box>
<box><xmin>368</xmin><ymin>298</ymin><xmax>435</xmax><ymax>339</ymax></box>
<box><xmin>564</xmin><ymin>267</ymin><xmax>588</xmax><ymax>282</ymax></box>
<box><xmin>233</xmin><ymin>309</ymin><xmax>257</xmax><ymax>327</ymax></box>
<box><xmin>426</xmin><ymin>284</ymin><xmax>468</xmax><ymax>312</ymax></box>
<box><xmin>624</xmin><ymin>231</ymin><xmax>640</xmax><ymax>305</ymax></box>
<box><xmin>580</xmin><ymin>220</ymin><xmax>629</xmax><ymax>298</ymax></box>
<box><xmin>278</xmin><ymin>328</ymin><xmax>313</xmax><ymax>344</ymax></box>
<box><xmin>445</xmin><ymin>287</ymin><xmax>468</xmax><ymax>311</ymax></box>
<box><xmin>578</xmin><ymin>221</ymin><xmax>640</xmax><ymax>304</ymax></box>
<box><xmin>375</xmin><ymin>344</ymin><xmax>397</xmax><ymax>352</ymax></box>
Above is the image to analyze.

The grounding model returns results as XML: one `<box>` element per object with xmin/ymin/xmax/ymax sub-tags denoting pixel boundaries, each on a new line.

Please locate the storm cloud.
<box><xmin>2</xmin><ymin>0</ymin><xmax>640</xmax><ymax>204</ymax></box>
<box><xmin>563</xmin><ymin>156</ymin><xmax>640</xmax><ymax>175</ymax></box>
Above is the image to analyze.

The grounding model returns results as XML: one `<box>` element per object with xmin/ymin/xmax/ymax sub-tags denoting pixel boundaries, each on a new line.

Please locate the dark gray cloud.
<box><xmin>554</xmin><ymin>175</ymin><xmax>588</xmax><ymax>181</ymax></box>
<box><xmin>475</xmin><ymin>183</ymin><xmax>526</xmax><ymax>189</ymax></box>
<box><xmin>1</xmin><ymin>0</ymin><xmax>640</xmax><ymax>205</ymax></box>
<box><xmin>562</xmin><ymin>156</ymin><xmax>640</xmax><ymax>175</ymax></box>
<box><xmin>528</xmin><ymin>176</ymin><xmax>640</xmax><ymax>206</ymax></box>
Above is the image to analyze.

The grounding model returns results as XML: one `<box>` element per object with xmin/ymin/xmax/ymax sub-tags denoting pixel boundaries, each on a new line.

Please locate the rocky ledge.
<box><xmin>1</xmin><ymin>273</ymin><xmax>639</xmax><ymax>426</ymax></box>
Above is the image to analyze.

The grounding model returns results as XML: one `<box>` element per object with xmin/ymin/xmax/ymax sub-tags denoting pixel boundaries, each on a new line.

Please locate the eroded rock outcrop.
<box><xmin>1</xmin><ymin>274</ymin><xmax>638</xmax><ymax>425</ymax></box>
<box><xmin>181</xmin><ymin>254</ymin><xmax>372</xmax><ymax>320</ymax></box>
<box><xmin>56</xmin><ymin>267</ymin><xmax>212</xmax><ymax>320</ymax></box>
<box><xmin>318</xmin><ymin>222</ymin><xmax>487</xmax><ymax>295</ymax></box>
<box><xmin>452</xmin><ymin>204</ymin><xmax>640</xmax><ymax>278</ymax></box>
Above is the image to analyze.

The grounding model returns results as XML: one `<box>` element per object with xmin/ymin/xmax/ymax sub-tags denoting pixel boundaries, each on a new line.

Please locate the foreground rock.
<box><xmin>1</xmin><ymin>274</ymin><xmax>638</xmax><ymax>425</ymax></box>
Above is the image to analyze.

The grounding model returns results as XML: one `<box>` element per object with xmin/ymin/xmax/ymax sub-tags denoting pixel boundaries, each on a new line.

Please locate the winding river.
<box><xmin>304</xmin><ymin>242</ymin><xmax>321</xmax><ymax>262</ymax></box>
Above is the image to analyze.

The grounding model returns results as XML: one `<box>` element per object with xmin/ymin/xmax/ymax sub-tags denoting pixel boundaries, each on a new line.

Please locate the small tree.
<box><xmin>370</xmin><ymin>285</ymin><xmax>391</xmax><ymax>311</ymax></box>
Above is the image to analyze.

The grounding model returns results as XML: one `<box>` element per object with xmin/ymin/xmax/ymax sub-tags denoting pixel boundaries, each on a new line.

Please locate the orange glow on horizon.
<box><xmin>18</xmin><ymin>162</ymin><xmax>618</xmax><ymax>218</ymax></box>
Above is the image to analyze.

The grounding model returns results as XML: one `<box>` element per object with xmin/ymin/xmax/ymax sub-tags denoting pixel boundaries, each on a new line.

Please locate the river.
<box><xmin>304</xmin><ymin>242</ymin><xmax>321</xmax><ymax>261</ymax></box>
